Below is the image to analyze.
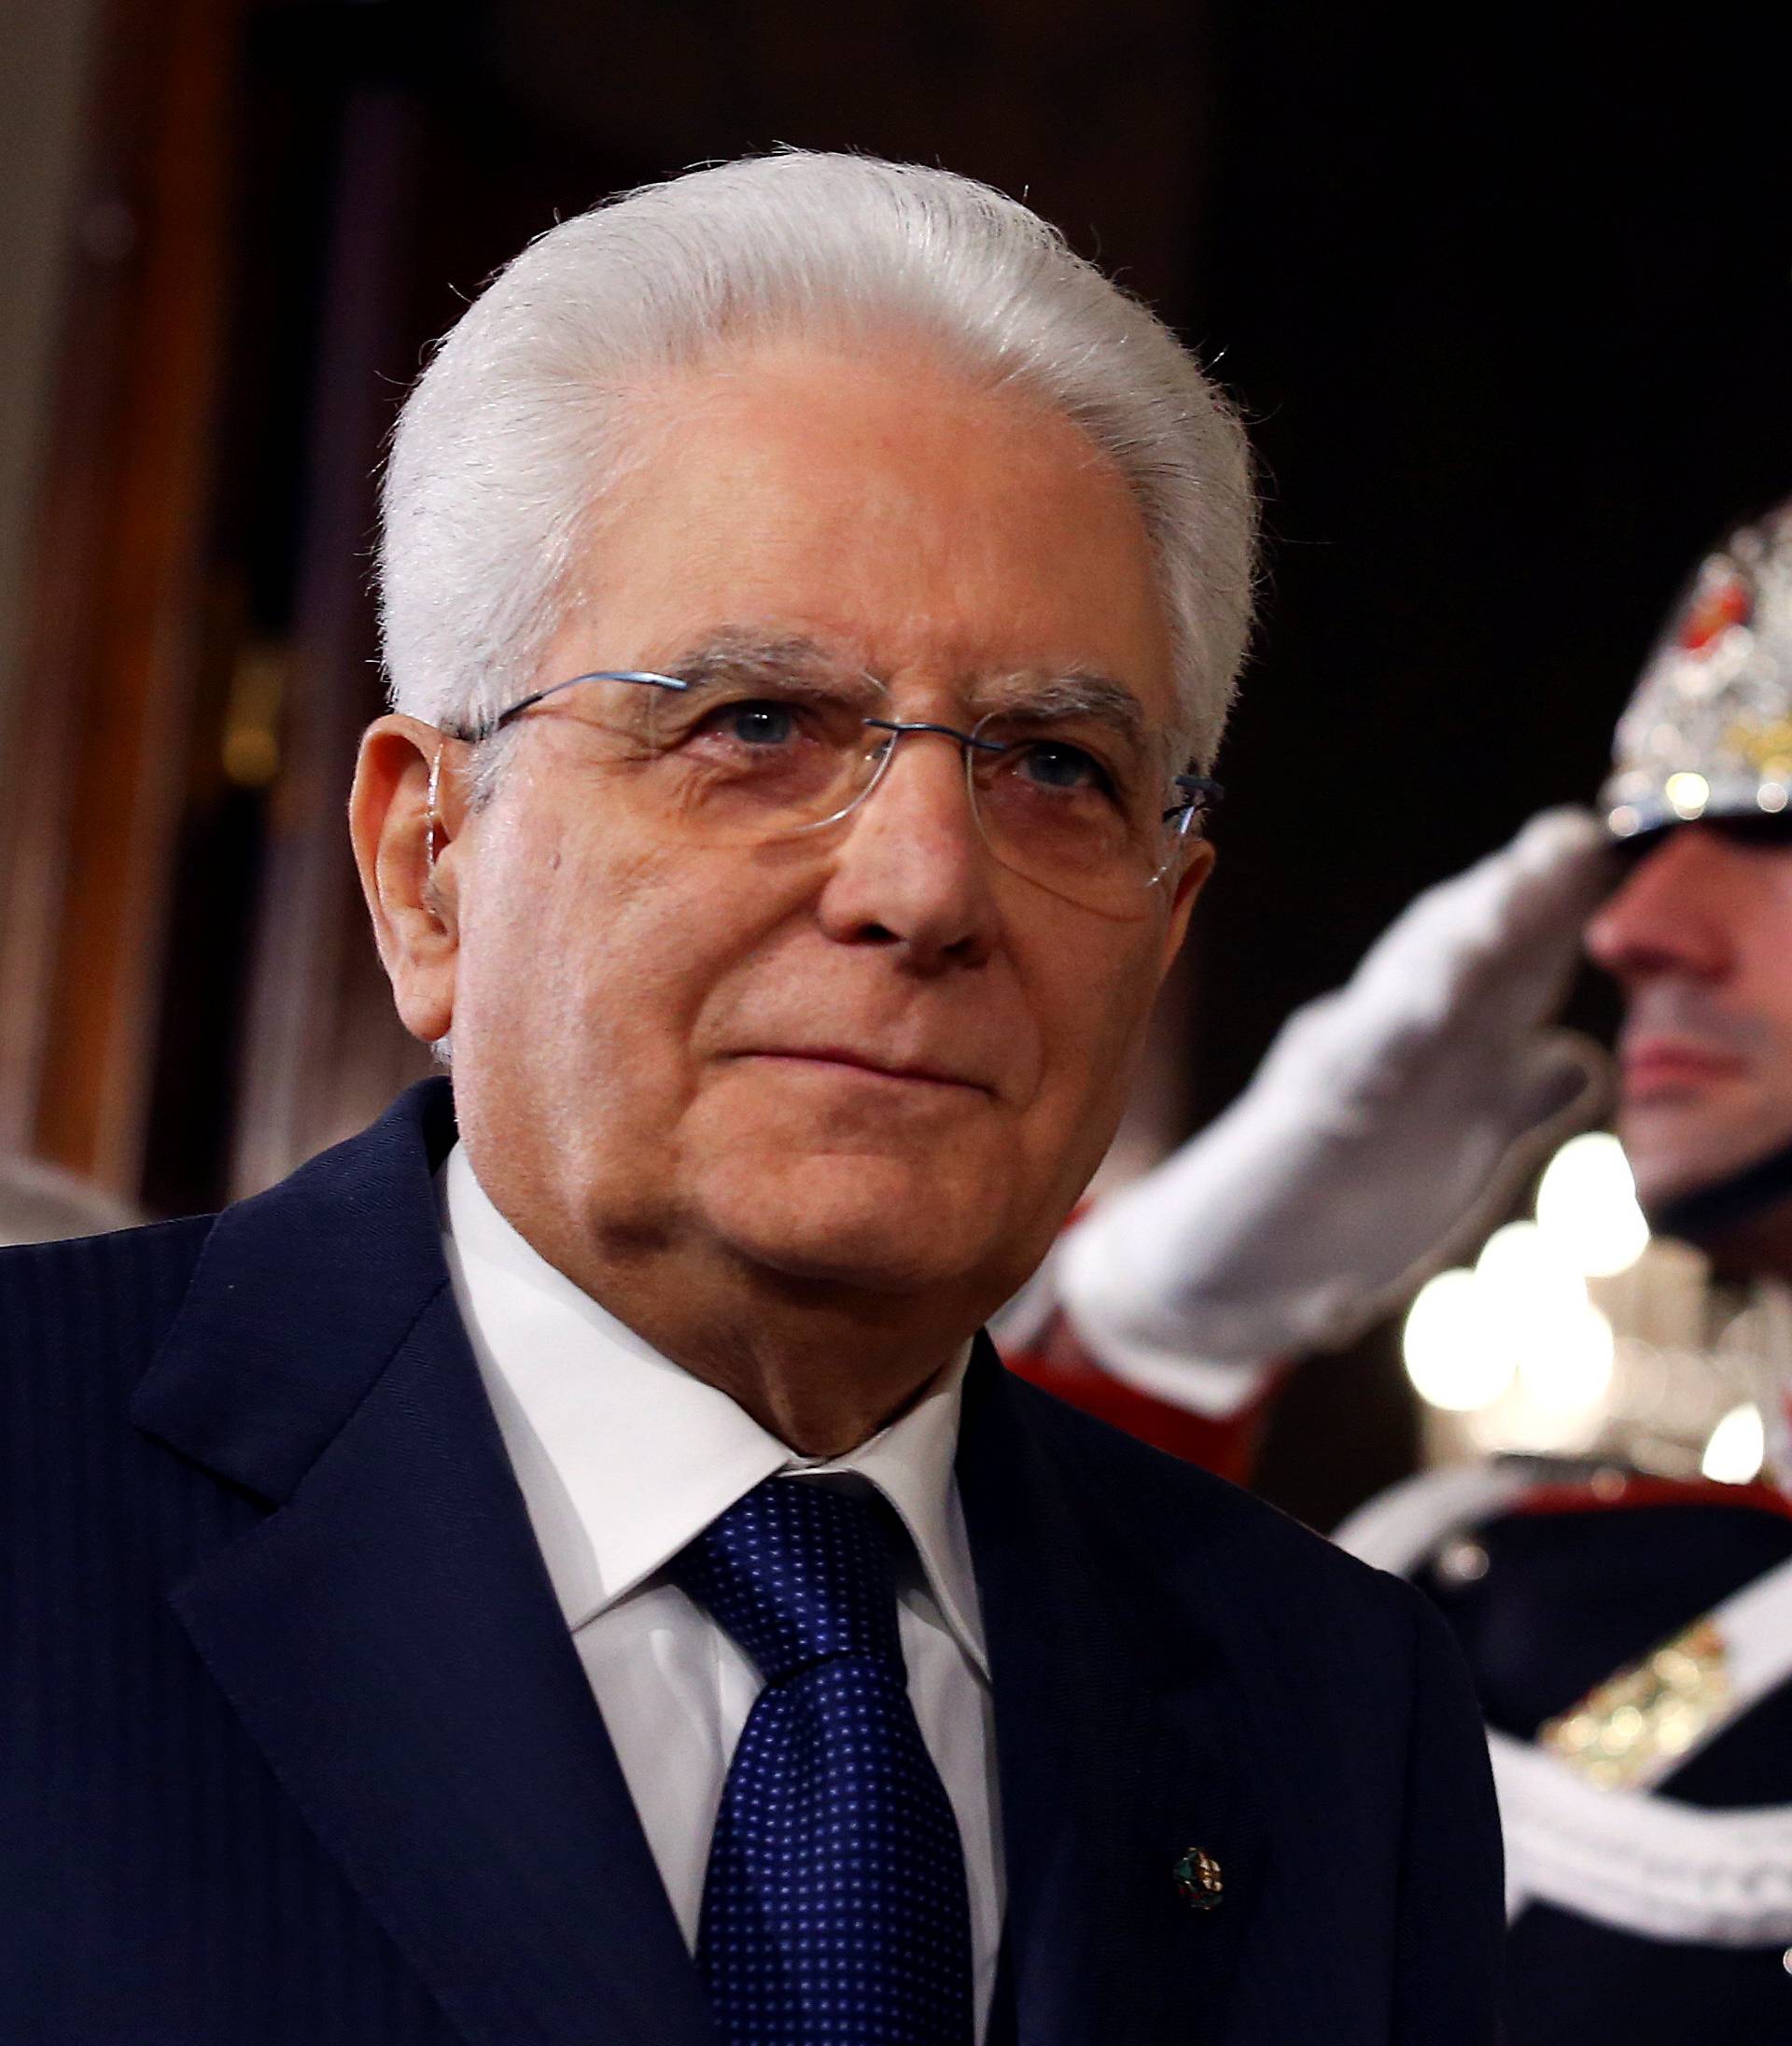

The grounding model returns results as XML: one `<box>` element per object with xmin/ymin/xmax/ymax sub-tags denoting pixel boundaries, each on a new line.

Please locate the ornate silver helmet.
<box><xmin>1602</xmin><ymin>497</ymin><xmax>1792</xmax><ymax>839</ymax></box>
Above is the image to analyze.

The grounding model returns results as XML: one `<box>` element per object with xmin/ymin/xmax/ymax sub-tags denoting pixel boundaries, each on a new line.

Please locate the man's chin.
<box><xmin>1620</xmin><ymin>1101</ymin><xmax>1792</xmax><ymax>1213</ymax></box>
<box><xmin>694</xmin><ymin>1154</ymin><xmax>1007</xmax><ymax>1297</ymax></box>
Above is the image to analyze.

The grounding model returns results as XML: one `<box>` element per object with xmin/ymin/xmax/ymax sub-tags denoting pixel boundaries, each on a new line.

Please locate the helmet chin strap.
<box><xmin>1645</xmin><ymin>1131</ymin><xmax>1792</xmax><ymax>1245</ymax></box>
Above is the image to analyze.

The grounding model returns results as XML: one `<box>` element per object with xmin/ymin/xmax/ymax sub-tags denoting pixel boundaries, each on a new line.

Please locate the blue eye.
<box><xmin>1018</xmin><ymin>741</ymin><xmax>1109</xmax><ymax>795</ymax></box>
<box><xmin>719</xmin><ymin>700</ymin><xmax>798</xmax><ymax>747</ymax></box>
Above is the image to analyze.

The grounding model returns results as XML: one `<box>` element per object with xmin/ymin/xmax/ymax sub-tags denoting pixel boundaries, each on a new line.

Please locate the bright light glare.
<box><xmin>1702</xmin><ymin>1404</ymin><xmax>1766</xmax><ymax>1485</ymax></box>
<box><xmin>1406</xmin><ymin>1220</ymin><xmax>1621</xmax><ymax>1422</ymax></box>
<box><xmin>1472</xmin><ymin>1221</ymin><xmax>1614</xmax><ymax>1412</ymax></box>
<box><xmin>1404</xmin><ymin>1269</ymin><xmax>1515</xmax><ymax>1411</ymax></box>
<box><xmin>1666</xmin><ymin>770</ymin><xmax>1710</xmax><ymax>820</ymax></box>
<box><xmin>1477</xmin><ymin>1221</ymin><xmax>1585</xmax><ymax>1321</ymax></box>
<box><xmin>1516</xmin><ymin>1300</ymin><xmax>1615</xmax><ymax>1411</ymax></box>
<box><xmin>1534</xmin><ymin>1132</ymin><xmax>1650</xmax><ymax>1278</ymax></box>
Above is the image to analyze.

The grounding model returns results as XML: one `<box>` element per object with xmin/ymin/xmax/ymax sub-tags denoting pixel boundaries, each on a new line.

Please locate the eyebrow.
<box><xmin>655</xmin><ymin>629</ymin><xmax>849</xmax><ymax>689</ymax></box>
<box><xmin>967</xmin><ymin>670</ymin><xmax>1153</xmax><ymax>762</ymax></box>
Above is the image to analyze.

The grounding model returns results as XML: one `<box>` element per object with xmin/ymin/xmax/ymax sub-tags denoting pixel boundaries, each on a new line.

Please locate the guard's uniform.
<box><xmin>1342</xmin><ymin>1464</ymin><xmax>1792</xmax><ymax>2042</ymax></box>
<box><xmin>1357</xmin><ymin>502</ymin><xmax>1792</xmax><ymax>2037</ymax></box>
<box><xmin>1000</xmin><ymin>1313</ymin><xmax>1274</xmax><ymax>1486</ymax></box>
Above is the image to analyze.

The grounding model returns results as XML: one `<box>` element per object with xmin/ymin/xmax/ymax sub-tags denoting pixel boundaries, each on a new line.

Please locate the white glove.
<box><xmin>1056</xmin><ymin>808</ymin><xmax>1617</xmax><ymax>1413</ymax></box>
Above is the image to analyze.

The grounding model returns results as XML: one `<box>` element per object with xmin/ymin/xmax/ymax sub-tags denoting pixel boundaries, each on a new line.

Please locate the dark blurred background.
<box><xmin>2</xmin><ymin>0</ymin><xmax>1786</xmax><ymax>1523</ymax></box>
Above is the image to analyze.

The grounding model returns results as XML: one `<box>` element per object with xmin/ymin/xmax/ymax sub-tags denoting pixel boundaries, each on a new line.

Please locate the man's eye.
<box><xmin>699</xmin><ymin>698</ymin><xmax>800</xmax><ymax>748</ymax></box>
<box><xmin>1015</xmin><ymin>741</ymin><xmax>1113</xmax><ymax>798</ymax></box>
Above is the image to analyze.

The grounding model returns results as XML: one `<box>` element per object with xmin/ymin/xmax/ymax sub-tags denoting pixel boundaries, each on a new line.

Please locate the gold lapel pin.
<box><xmin>1173</xmin><ymin>1845</ymin><xmax>1224</xmax><ymax>1913</ymax></box>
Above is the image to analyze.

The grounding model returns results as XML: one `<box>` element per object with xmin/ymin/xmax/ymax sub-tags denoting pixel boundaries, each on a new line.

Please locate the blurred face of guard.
<box><xmin>1585</xmin><ymin>823</ymin><xmax>1792</xmax><ymax>1209</ymax></box>
<box><xmin>413</xmin><ymin>339</ymin><xmax>1207</xmax><ymax>1316</ymax></box>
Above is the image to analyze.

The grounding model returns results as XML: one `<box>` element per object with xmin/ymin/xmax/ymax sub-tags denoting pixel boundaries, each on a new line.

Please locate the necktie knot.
<box><xmin>670</xmin><ymin>1477</ymin><xmax>903</xmax><ymax>1686</ymax></box>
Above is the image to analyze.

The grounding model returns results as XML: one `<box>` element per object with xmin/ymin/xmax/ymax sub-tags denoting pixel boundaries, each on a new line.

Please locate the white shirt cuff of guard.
<box><xmin>1058</xmin><ymin>1307</ymin><xmax>1276</xmax><ymax>1419</ymax></box>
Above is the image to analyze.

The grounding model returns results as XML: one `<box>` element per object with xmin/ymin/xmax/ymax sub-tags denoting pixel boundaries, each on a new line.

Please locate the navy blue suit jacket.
<box><xmin>2</xmin><ymin>1080</ymin><xmax>1501</xmax><ymax>2044</ymax></box>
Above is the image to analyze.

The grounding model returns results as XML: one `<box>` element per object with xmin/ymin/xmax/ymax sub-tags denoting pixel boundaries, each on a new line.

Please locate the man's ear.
<box><xmin>349</xmin><ymin>715</ymin><xmax>464</xmax><ymax>1046</ymax></box>
<box><xmin>1157</xmin><ymin>837</ymin><xmax>1216</xmax><ymax>976</ymax></box>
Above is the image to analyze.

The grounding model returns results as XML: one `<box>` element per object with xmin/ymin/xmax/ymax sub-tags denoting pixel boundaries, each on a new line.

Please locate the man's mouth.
<box><xmin>1619</xmin><ymin>1036</ymin><xmax>1749</xmax><ymax>1102</ymax></box>
<box><xmin>738</xmin><ymin>1046</ymin><xmax>992</xmax><ymax>1094</ymax></box>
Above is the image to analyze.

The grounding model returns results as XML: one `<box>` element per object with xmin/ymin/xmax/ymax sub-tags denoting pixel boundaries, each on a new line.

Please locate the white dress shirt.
<box><xmin>439</xmin><ymin>1144</ymin><xmax>1005</xmax><ymax>2035</ymax></box>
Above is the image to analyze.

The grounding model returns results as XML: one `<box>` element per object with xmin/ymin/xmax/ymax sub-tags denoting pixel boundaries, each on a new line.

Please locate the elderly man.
<box><xmin>0</xmin><ymin>153</ymin><xmax>1500</xmax><ymax>2045</ymax></box>
<box><xmin>1057</xmin><ymin>499</ymin><xmax>1792</xmax><ymax>2039</ymax></box>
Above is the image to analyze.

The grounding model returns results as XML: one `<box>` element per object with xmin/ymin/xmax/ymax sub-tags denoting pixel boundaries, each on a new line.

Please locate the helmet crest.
<box><xmin>1603</xmin><ymin>499</ymin><xmax>1792</xmax><ymax>838</ymax></box>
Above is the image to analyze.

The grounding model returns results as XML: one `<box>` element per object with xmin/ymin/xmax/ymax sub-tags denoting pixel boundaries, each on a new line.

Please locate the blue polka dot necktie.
<box><xmin>669</xmin><ymin>1477</ymin><xmax>974</xmax><ymax>2045</ymax></box>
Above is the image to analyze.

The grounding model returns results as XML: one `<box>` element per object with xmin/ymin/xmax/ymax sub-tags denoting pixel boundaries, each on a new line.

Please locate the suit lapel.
<box><xmin>133</xmin><ymin>1082</ymin><xmax>716</xmax><ymax>2046</ymax></box>
<box><xmin>959</xmin><ymin>1340</ymin><xmax>1259</xmax><ymax>2046</ymax></box>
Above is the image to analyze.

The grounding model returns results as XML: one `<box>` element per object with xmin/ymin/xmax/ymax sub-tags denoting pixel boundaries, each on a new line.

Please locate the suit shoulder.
<box><xmin>0</xmin><ymin>1213</ymin><xmax>217</xmax><ymax>1373</ymax></box>
<box><xmin>1006</xmin><ymin>1366</ymin><xmax>1407</xmax><ymax>1611</ymax></box>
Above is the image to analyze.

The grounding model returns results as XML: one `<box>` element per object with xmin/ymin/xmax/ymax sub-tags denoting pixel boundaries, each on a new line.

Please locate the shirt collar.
<box><xmin>439</xmin><ymin>1143</ymin><xmax>987</xmax><ymax>1675</ymax></box>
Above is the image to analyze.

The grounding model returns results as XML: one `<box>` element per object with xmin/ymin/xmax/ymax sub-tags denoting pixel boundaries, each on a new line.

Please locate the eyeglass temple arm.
<box><xmin>1167</xmin><ymin>772</ymin><xmax>1224</xmax><ymax>823</ymax></box>
<box><xmin>442</xmin><ymin>669</ymin><xmax>690</xmax><ymax>744</ymax></box>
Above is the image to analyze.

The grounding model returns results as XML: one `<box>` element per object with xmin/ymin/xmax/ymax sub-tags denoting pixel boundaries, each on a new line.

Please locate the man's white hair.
<box><xmin>380</xmin><ymin>150</ymin><xmax>1256</xmax><ymax>770</ymax></box>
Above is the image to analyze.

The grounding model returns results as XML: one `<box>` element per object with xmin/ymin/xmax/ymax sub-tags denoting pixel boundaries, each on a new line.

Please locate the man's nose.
<box><xmin>814</xmin><ymin>729</ymin><xmax>1001</xmax><ymax>968</ymax></box>
<box><xmin>1583</xmin><ymin>827</ymin><xmax>1737</xmax><ymax>985</ymax></box>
